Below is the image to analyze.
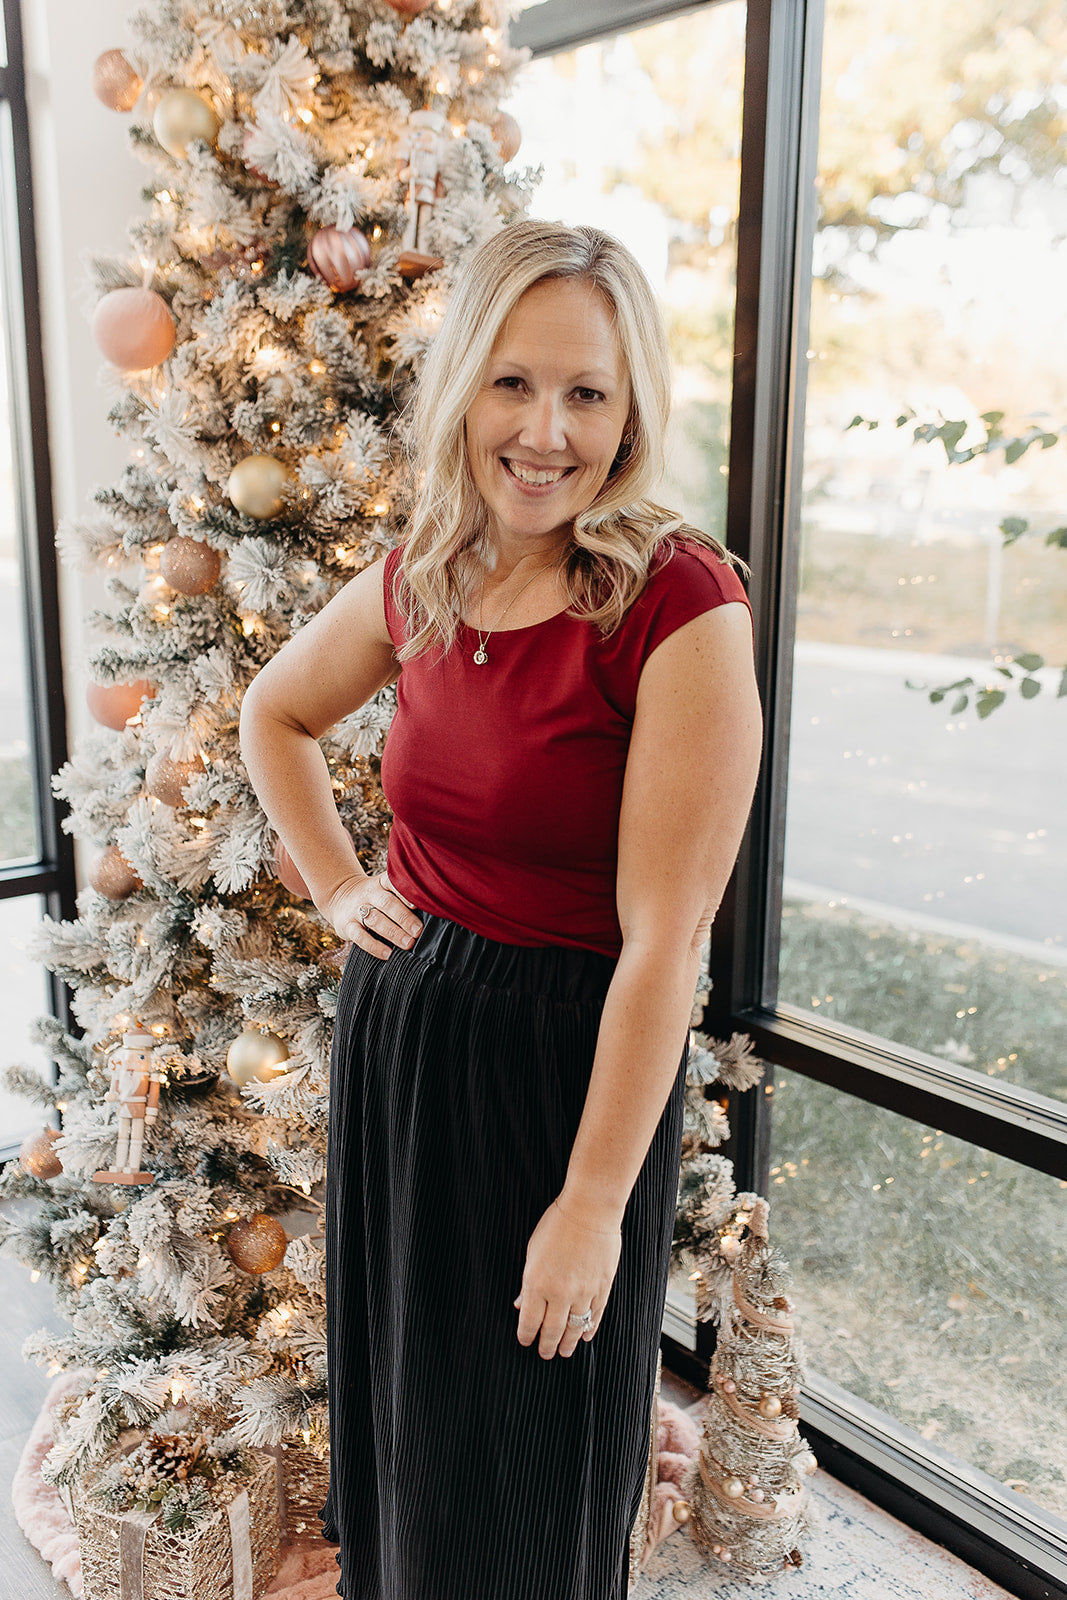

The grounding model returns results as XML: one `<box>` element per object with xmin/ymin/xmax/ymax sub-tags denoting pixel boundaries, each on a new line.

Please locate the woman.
<box><xmin>239</xmin><ymin>220</ymin><xmax>762</xmax><ymax>1600</ymax></box>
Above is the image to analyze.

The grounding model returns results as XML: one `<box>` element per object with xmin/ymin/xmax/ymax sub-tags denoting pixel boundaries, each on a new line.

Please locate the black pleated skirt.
<box><xmin>317</xmin><ymin>912</ymin><xmax>687</xmax><ymax>1600</ymax></box>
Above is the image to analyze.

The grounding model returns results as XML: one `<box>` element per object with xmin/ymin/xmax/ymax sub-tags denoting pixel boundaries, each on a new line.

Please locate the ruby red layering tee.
<box><xmin>379</xmin><ymin>537</ymin><xmax>752</xmax><ymax>958</ymax></box>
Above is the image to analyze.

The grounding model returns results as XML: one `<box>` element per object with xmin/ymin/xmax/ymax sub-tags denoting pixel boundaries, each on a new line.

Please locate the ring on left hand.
<box><xmin>567</xmin><ymin>1309</ymin><xmax>594</xmax><ymax>1331</ymax></box>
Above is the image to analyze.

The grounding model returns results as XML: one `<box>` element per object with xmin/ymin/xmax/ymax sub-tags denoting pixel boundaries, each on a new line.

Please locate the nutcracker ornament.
<box><xmin>396</xmin><ymin>109</ymin><xmax>447</xmax><ymax>279</ymax></box>
<box><xmin>93</xmin><ymin>1029</ymin><xmax>163</xmax><ymax>1186</ymax></box>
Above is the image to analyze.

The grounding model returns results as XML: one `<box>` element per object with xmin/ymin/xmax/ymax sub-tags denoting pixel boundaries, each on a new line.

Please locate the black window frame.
<box><xmin>0</xmin><ymin>0</ymin><xmax>77</xmax><ymax>1167</ymax></box>
<box><xmin>513</xmin><ymin>3</ymin><xmax>1067</xmax><ymax>1595</ymax></box>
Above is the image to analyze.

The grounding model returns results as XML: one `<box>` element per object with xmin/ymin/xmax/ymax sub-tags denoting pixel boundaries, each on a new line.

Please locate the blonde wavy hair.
<box><xmin>393</xmin><ymin>219</ymin><xmax>744</xmax><ymax>660</ymax></box>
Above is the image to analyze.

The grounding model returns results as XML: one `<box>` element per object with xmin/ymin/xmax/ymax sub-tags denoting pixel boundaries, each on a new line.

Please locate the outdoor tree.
<box><xmin>0</xmin><ymin>0</ymin><xmax>532</xmax><ymax>1502</ymax></box>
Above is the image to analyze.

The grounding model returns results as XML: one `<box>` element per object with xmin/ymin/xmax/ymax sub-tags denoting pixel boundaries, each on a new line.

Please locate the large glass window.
<box><xmin>770</xmin><ymin>1067</ymin><xmax>1067</xmax><ymax>1518</ymax></box>
<box><xmin>777</xmin><ymin>0</ymin><xmax>1067</xmax><ymax>1099</ymax></box>
<box><xmin>0</xmin><ymin>0</ymin><xmax>71</xmax><ymax>1157</ymax></box>
<box><xmin>0</xmin><ymin>112</ymin><xmax>42</xmax><ymax>870</ymax></box>
<box><xmin>764</xmin><ymin>0</ymin><xmax>1067</xmax><ymax>1566</ymax></box>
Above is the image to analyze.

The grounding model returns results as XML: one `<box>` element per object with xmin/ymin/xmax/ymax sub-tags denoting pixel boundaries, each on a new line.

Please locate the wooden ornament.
<box><xmin>19</xmin><ymin>1126</ymin><xmax>63</xmax><ymax>1180</ymax></box>
<box><xmin>226</xmin><ymin>1027</ymin><xmax>290</xmax><ymax>1085</ymax></box>
<box><xmin>144</xmin><ymin>749</ymin><xmax>205</xmax><ymax>807</ymax></box>
<box><xmin>491</xmin><ymin>112</ymin><xmax>522</xmax><ymax>164</ymax></box>
<box><xmin>307</xmin><ymin>226</ymin><xmax>372</xmax><ymax>292</ymax></box>
<box><xmin>226</xmin><ymin>1212</ymin><xmax>288</xmax><ymax>1274</ymax></box>
<box><xmin>88</xmin><ymin>845</ymin><xmax>143</xmax><ymax>900</ymax></box>
<box><xmin>92</xmin><ymin>288</ymin><xmax>176</xmax><ymax>371</ymax></box>
<box><xmin>153</xmin><ymin>88</ymin><xmax>220</xmax><ymax>159</ymax></box>
<box><xmin>396</xmin><ymin>250</ymin><xmax>444</xmax><ymax>281</ymax></box>
<box><xmin>86</xmin><ymin>677</ymin><xmax>157</xmax><ymax>730</ymax></box>
<box><xmin>92</xmin><ymin>50</ymin><xmax>143</xmax><ymax>113</ymax></box>
<box><xmin>159</xmin><ymin>537</ymin><xmax>222</xmax><ymax>595</ymax></box>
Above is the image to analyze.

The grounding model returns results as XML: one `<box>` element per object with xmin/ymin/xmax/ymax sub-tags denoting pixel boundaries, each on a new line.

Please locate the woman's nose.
<box><xmin>517</xmin><ymin>393</ymin><xmax>567</xmax><ymax>455</ymax></box>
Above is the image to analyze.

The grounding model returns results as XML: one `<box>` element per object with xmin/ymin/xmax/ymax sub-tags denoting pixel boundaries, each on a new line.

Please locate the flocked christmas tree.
<box><xmin>0</xmin><ymin>0</ymin><xmax>533</xmax><ymax>1504</ymax></box>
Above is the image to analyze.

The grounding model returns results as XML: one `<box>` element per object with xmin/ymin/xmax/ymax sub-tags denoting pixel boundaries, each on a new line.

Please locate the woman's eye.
<box><xmin>576</xmin><ymin>387</ymin><xmax>604</xmax><ymax>403</ymax></box>
<box><xmin>494</xmin><ymin>375</ymin><xmax>523</xmax><ymax>390</ymax></box>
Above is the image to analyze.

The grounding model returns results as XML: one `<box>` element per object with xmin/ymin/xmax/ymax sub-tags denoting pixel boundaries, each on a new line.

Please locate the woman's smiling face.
<box><xmin>463</xmin><ymin>276</ymin><xmax>633</xmax><ymax>556</ymax></box>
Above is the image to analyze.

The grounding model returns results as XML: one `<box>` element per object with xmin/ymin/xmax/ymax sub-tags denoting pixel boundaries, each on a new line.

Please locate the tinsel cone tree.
<box><xmin>683</xmin><ymin>1229</ymin><xmax>817</xmax><ymax>1582</ymax></box>
<box><xmin>663</xmin><ymin>1030</ymin><xmax>815</xmax><ymax>1578</ymax></box>
<box><xmin>0</xmin><ymin>0</ymin><xmax>533</xmax><ymax>1491</ymax></box>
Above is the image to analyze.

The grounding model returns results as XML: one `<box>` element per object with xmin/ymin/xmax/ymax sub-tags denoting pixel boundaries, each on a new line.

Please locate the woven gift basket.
<box><xmin>71</xmin><ymin>1437</ymin><xmax>279</xmax><ymax>1600</ymax></box>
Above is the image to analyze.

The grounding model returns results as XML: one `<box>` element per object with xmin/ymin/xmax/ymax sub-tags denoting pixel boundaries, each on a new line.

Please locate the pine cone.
<box><xmin>140</xmin><ymin>1430</ymin><xmax>206</xmax><ymax>1482</ymax></box>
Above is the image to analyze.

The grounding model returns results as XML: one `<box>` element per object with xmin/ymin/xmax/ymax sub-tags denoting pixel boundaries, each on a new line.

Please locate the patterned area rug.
<box><xmin>14</xmin><ymin>1376</ymin><xmax>1012</xmax><ymax>1600</ymax></box>
<box><xmin>634</xmin><ymin>1401</ymin><xmax>1012</xmax><ymax>1600</ymax></box>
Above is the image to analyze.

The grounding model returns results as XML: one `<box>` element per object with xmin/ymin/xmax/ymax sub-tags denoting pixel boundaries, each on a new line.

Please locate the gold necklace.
<box><xmin>472</xmin><ymin>561</ymin><xmax>556</xmax><ymax>665</ymax></box>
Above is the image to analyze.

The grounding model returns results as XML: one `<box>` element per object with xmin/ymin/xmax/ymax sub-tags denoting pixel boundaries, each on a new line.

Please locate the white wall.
<box><xmin>20</xmin><ymin>0</ymin><xmax>150</xmax><ymax>811</ymax></box>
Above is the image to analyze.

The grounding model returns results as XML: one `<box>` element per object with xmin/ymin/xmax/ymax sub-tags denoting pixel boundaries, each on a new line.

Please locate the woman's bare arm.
<box><xmin>238</xmin><ymin>554</ymin><xmax>421</xmax><ymax>949</ymax></box>
<box><xmin>558</xmin><ymin>600</ymin><xmax>763</xmax><ymax>1228</ymax></box>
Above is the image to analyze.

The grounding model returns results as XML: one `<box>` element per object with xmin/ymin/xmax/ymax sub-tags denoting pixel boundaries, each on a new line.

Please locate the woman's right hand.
<box><xmin>324</xmin><ymin>870</ymin><xmax>423</xmax><ymax>961</ymax></box>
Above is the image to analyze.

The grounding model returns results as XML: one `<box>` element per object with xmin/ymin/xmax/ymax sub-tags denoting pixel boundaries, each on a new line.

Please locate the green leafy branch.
<box><xmin>905</xmin><ymin>654</ymin><xmax>1067</xmax><ymax>719</ymax></box>
<box><xmin>846</xmin><ymin>411</ymin><xmax>1065</xmax><ymax>717</ymax></box>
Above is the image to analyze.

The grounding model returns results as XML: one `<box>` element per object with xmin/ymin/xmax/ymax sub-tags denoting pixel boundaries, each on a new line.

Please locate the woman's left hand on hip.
<box><xmin>513</xmin><ymin>1195</ymin><xmax>621</xmax><ymax>1360</ymax></box>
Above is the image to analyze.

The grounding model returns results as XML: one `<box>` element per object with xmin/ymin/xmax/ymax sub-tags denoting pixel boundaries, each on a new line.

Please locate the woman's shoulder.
<box><xmin>642</xmin><ymin>534</ymin><xmax>751</xmax><ymax>610</ymax></box>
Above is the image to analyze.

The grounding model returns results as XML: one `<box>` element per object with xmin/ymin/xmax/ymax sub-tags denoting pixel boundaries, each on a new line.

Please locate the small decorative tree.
<box><xmin>683</xmin><ymin>1219</ymin><xmax>817</xmax><ymax>1582</ymax></box>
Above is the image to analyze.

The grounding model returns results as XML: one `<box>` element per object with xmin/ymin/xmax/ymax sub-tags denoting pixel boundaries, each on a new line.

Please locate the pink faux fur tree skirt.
<box><xmin>13</xmin><ymin>1374</ymin><xmax>699</xmax><ymax>1598</ymax></box>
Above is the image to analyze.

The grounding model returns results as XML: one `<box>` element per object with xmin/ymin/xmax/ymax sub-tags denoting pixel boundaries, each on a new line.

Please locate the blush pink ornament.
<box><xmin>92</xmin><ymin>287</ymin><xmax>176</xmax><ymax>371</ymax></box>
<box><xmin>91</xmin><ymin>49</ymin><xmax>143</xmax><ymax>112</ymax></box>
<box><xmin>242</xmin><ymin>128</ymin><xmax>279</xmax><ymax>186</ymax></box>
<box><xmin>307</xmin><ymin>226</ymin><xmax>372</xmax><ymax>292</ymax></box>
<box><xmin>19</xmin><ymin>1127</ymin><xmax>63</xmax><ymax>1181</ymax></box>
<box><xmin>88</xmin><ymin>845</ymin><xmax>143</xmax><ymax>900</ymax></box>
<box><xmin>159</xmin><ymin>537</ymin><xmax>222</xmax><ymax>595</ymax></box>
<box><xmin>492</xmin><ymin>112</ymin><xmax>522</xmax><ymax>164</ymax></box>
<box><xmin>144</xmin><ymin>749</ymin><xmax>205</xmax><ymax>808</ymax></box>
<box><xmin>274</xmin><ymin>832</ymin><xmax>358</xmax><ymax>899</ymax></box>
<box><xmin>86</xmin><ymin>678</ymin><xmax>157</xmax><ymax>730</ymax></box>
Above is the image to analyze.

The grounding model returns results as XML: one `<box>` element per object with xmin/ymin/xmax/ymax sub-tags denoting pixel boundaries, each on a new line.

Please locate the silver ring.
<box><xmin>567</xmin><ymin>1309</ymin><xmax>594</xmax><ymax>1331</ymax></box>
<box><xmin>358</xmin><ymin>903</ymin><xmax>373</xmax><ymax>925</ymax></box>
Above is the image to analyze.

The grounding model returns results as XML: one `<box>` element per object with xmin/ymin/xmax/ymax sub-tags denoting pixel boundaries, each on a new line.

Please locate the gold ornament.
<box><xmin>722</xmin><ymin>1476</ymin><xmax>745</xmax><ymax>1499</ymax></box>
<box><xmin>92</xmin><ymin>288</ymin><xmax>176</xmax><ymax>371</ymax></box>
<box><xmin>153</xmin><ymin>89</ymin><xmax>220</xmax><ymax>159</ymax></box>
<box><xmin>20</xmin><ymin>1126</ymin><xmax>63</xmax><ymax>1180</ymax></box>
<box><xmin>672</xmin><ymin>1500</ymin><xmax>692</xmax><ymax>1524</ymax></box>
<box><xmin>382</xmin><ymin>0</ymin><xmax>433</xmax><ymax>13</ymax></box>
<box><xmin>797</xmin><ymin>1450</ymin><xmax>818</xmax><ymax>1476</ymax></box>
<box><xmin>228</xmin><ymin>454</ymin><xmax>290</xmax><ymax>520</ymax></box>
<box><xmin>159</xmin><ymin>537</ymin><xmax>222</xmax><ymax>595</ymax></box>
<box><xmin>88</xmin><ymin>845</ymin><xmax>143</xmax><ymax>900</ymax></box>
<box><xmin>91</xmin><ymin>50</ymin><xmax>143</xmax><ymax>113</ymax></box>
<box><xmin>144</xmin><ymin>749</ymin><xmax>205</xmax><ymax>807</ymax></box>
<box><xmin>226</xmin><ymin>1212</ymin><xmax>288</xmax><ymax>1274</ymax></box>
<box><xmin>86</xmin><ymin>677</ymin><xmax>157</xmax><ymax>730</ymax></box>
<box><xmin>226</xmin><ymin>1027</ymin><xmax>290</xmax><ymax>1085</ymax></box>
<box><xmin>758</xmin><ymin>1394</ymin><xmax>783</xmax><ymax>1419</ymax></box>
<box><xmin>491</xmin><ymin>112</ymin><xmax>522</xmax><ymax>164</ymax></box>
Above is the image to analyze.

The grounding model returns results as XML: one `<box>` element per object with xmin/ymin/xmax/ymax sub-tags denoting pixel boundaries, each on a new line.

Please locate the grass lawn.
<box><xmin>770</xmin><ymin>898</ymin><xmax>1067</xmax><ymax>1518</ymax></box>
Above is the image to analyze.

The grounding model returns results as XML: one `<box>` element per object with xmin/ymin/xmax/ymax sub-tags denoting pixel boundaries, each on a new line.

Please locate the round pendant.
<box><xmin>473</xmin><ymin>648</ymin><xmax>488</xmax><ymax>665</ymax></box>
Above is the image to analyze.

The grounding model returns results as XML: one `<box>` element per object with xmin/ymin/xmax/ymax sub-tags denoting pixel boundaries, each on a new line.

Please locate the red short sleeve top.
<box><xmin>379</xmin><ymin>537</ymin><xmax>752</xmax><ymax>957</ymax></box>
